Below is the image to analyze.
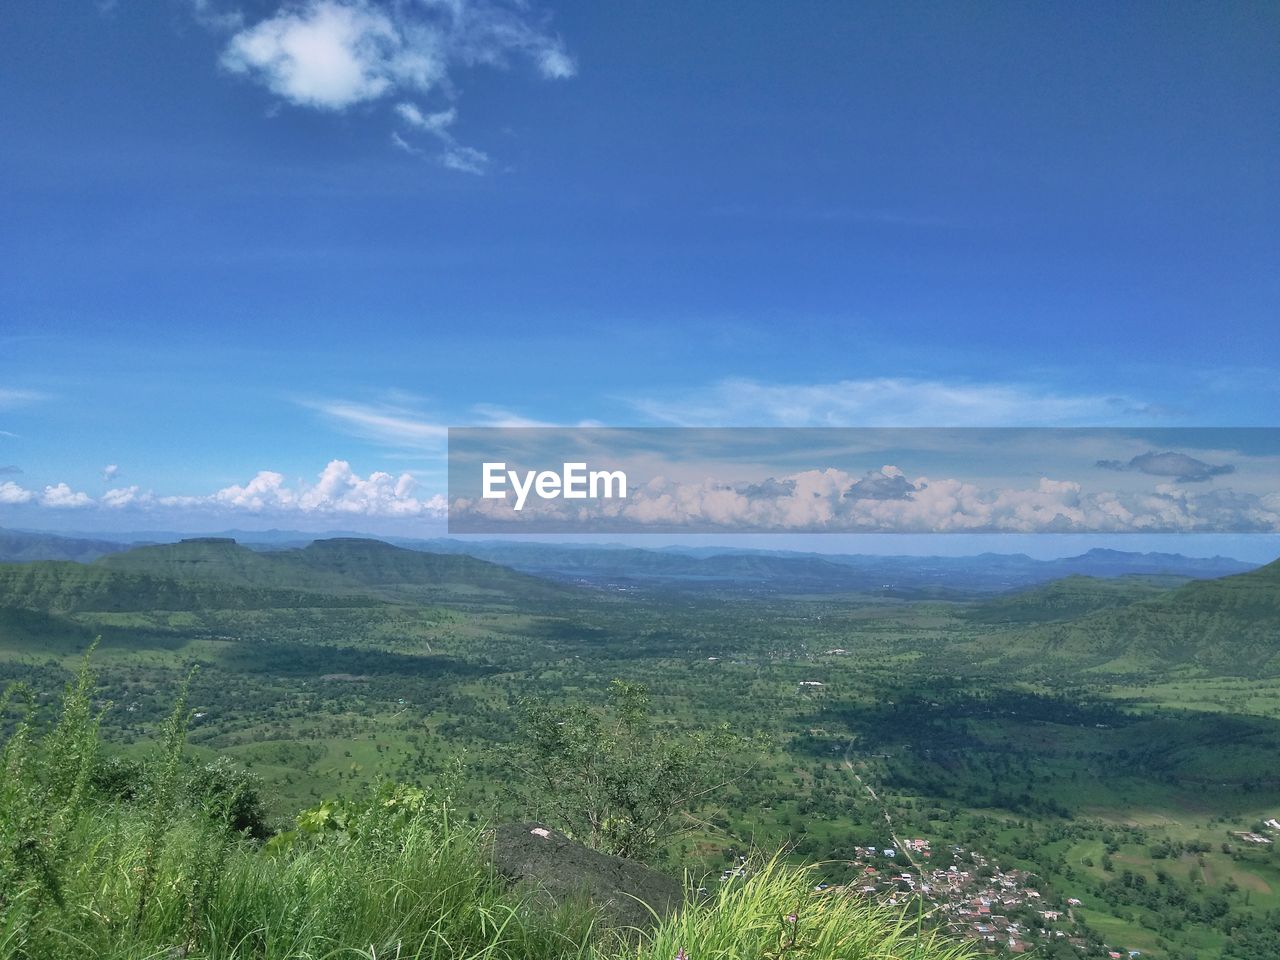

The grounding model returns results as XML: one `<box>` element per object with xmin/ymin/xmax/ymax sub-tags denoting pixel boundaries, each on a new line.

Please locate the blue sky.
<box><xmin>1</xmin><ymin>1</ymin><xmax>1277</xmax><ymax>553</ymax></box>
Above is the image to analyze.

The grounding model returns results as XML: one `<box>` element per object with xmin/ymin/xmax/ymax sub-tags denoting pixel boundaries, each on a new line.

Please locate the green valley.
<box><xmin>3</xmin><ymin>534</ymin><xmax>1280</xmax><ymax>958</ymax></box>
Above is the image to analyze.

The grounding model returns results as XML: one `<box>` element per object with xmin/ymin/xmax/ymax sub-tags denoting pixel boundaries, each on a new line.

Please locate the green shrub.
<box><xmin>508</xmin><ymin>680</ymin><xmax>754</xmax><ymax>863</ymax></box>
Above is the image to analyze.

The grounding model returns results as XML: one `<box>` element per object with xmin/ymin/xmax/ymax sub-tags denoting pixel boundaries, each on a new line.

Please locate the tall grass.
<box><xmin>21</xmin><ymin>807</ymin><xmax>599</xmax><ymax>960</ymax></box>
<box><xmin>0</xmin><ymin>658</ymin><xmax>974</xmax><ymax>960</ymax></box>
<box><xmin>636</xmin><ymin>856</ymin><xmax>976</xmax><ymax>960</ymax></box>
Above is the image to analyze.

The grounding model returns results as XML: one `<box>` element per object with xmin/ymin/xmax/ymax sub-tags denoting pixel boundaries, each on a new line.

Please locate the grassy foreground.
<box><xmin>1</xmin><ymin>656</ymin><xmax>974</xmax><ymax>960</ymax></box>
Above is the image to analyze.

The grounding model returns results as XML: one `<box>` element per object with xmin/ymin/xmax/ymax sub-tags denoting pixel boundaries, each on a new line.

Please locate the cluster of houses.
<box><xmin>1231</xmin><ymin>817</ymin><xmax>1280</xmax><ymax>847</ymax></box>
<box><xmin>1225</xmin><ymin>816</ymin><xmax>1280</xmax><ymax>849</ymax></box>
<box><xmin>807</xmin><ymin>842</ymin><xmax>1138</xmax><ymax>957</ymax></box>
<box><xmin>1232</xmin><ymin>830</ymin><xmax>1273</xmax><ymax>846</ymax></box>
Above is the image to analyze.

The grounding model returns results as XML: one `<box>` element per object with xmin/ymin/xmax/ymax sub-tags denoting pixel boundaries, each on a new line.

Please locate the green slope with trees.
<box><xmin>97</xmin><ymin>537</ymin><xmax>573</xmax><ymax>606</ymax></box>
<box><xmin>981</xmin><ymin>559</ymin><xmax>1280</xmax><ymax>673</ymax></box>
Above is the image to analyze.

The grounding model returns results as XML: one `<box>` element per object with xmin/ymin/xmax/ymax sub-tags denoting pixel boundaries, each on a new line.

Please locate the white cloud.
<box><xmin>223</xmin><ymin>1</ymin><xmax>404</xmax><ymax>110</ymax></box>
<box><xmin>102</xmin><ymin>485</ymin><xmax>147</xmax><ymax>509</ymax></box>
<box><xmin>628</xmin><ymin>377</ymin><xmax>1148</xmax><ymax>428</ymax></box>
<box><xmin>0</xmin><ymin>481</ymin><xmax>34</xmax><ymax>505</ymax></box>
<box><xmin>214</xmin><ymin>0</ymin><xmax>573</xmax><ymax>169</ymax></box>
<box><xmin>535</xmin><ymin>47</ymin><xmax>575</xmax><ymax>80</ymax></box>
<box><xmin>210</xmin><ymin>460</ymin><xmax>445</xmax><ymax>517</ymax></box>
<box><xmin>395</xmin><ymin>101</ymin><xmax>456</xmax><ymax>132</ymax></box>
<box><xmin>3</xmin><ymin>463</ymin><xmax>446</xmax><ymax>519</ymax></box>
<box><xmin>102</xmin><ymin>464</ymin><xmax>120</xmax><ymax>481</ymax></box>
<box><xmin>40</xmin><ymin>483</ymin><xmax>94</xmax><ymax>509</ymax></box>
<box><xmin>211</xmin><ymin>470</ymin><xmax>296</xmax><ymax>510</ymax></box>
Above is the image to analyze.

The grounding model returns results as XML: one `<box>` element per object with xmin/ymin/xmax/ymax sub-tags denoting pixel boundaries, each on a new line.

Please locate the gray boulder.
<box><xmin>489</xmin><ymin>822</ymin><xmax>684</xmax><ymax>932</ymax></box>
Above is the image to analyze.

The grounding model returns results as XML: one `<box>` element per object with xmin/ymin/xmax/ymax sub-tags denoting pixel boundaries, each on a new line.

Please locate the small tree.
<box><xmin>509</xmin><ymin>679</ymin><xmax>753</xmax><ymax>862</ymax></box>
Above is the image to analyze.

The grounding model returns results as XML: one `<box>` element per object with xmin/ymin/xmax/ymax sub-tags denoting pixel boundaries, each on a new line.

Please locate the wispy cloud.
<box><xmin>0</xmin><ymin>387</ymin><xmax>50</xmax><ymax>410</ymax></box>
<box><xmin>395</xmin><ymin>102</ymin><xmax>456</xmax><ymax>132</ymax></box>
<box><xmin>190</xmin><ymin>0</ymin><xmax>243</xmax><ymax>31</ymax></box>
<box><xmin>468</xmin><ymin>404</ymin><xmax>600</xmax><ymax>428</ymax></box>
<box><xmin>304</xmin><ymin>396</ymin><xmax>598</xmax><ymax>448</ymax></box>
<box><xmin>627</xmin><ymin>377</ymin><xmax>1154</xmax><ymax>428</ymax></box>
<box><xmin>438</xmin><ymin>142</ymin><xmax>490</xmax><ymax>175</ymax></box>
<box><xmin>209</xmin><ymin>0</ymin><xmax>574</xmax><ymax>170</ymax></box>
<box><xmin>393</xmin><ymin>102</ymin><xmax>488</xmax><ymax>171</ymax></box>
<box><xmin>308</xmin><ymin>399</ymin><xmax>450</xmax><ymax>448</ymax></box>
<box><xmin>390</xmin><ymin>130</ymin><xmax>423</xmax><ymax>155</ymax></box>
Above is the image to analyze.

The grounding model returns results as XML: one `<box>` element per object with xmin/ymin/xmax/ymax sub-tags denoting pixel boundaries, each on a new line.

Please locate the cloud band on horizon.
<box><xmin>447</xmin><ymin>427</ymin><xmax>1280</xmax><ymax>534</ymax></box>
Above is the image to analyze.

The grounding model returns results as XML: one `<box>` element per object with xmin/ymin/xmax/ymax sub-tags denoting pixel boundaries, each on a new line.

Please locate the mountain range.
<box><xmin>1</xmin><ymin>528</ymin><xmax>1276</xmax><ymax>674</ymax></box>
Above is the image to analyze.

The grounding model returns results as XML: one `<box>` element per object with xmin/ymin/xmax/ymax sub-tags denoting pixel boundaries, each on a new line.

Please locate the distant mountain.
<box><xmin>989</xmin><ymin>559</ymin><xmax>1280</xmax><ymax>674</ymax></box>
<box><xmin>281</xmin><ymin>538</ymin><xmax>572</xmax><ymax>604</ymax></box>
<box><xmin>0</xmin><ymin>561</ymin><xmax>370</xmax><ymax>614</ymax></box>
<box><xmin>397</xmin><ymin>539</ymin><xmax>1257</xmax><ymax>597</ymax></box>
<box><xmin>402</xmin><ymin>540</ymin><xmax>903</xmax><ymax>594</ymax></box>
<box><xmin>96</xmin><ymin>537</ymin><xmax>571</xmax><ymax>606</ymax></box>
<box><xmin>0</xmin><ymin>527</ymin><xmax>1261</xmax><ymax>599</ymax></box>
<box><xmin>0</xmin><ymin>528</ymin><xmax>134</xmax><ymax>563</ymax></box>
<box><xmin>97</xmin><ymin>537</ymin><xmax>355</xmax><ymax>593</ymax></box>
<box><xmin>1038</xmin><ymin>548</ymin><xmax>1255</xmax><ymax>579</ymax></box>
<box><xmin>25</xmin><ymin>527</ymin><xmax>372</xmax><ymax>546</ymax></box>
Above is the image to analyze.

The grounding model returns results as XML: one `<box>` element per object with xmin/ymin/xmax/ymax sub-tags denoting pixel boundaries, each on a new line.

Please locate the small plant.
<box><xmin>132</xmin><ymin>665</ymin><xmax>194</xmax><ymax>932</ymax></box>
<box><xmin>1</xmin><ymin>643</ymin><xmax>107</xmax><ymax>956</ymax></box>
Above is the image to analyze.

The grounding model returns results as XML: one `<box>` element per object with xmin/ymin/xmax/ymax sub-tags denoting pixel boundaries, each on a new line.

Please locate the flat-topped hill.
<box><xmin>94</xmin><ymin>536</ymin><xmax>570</xmax><ymax>606</ymax></box>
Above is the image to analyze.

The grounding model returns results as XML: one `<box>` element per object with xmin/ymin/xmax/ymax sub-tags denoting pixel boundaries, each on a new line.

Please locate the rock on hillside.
<box><xmin>489</xmin><ymin>822</ymin><xmax>683</xmax><ymax>931</ymax></box>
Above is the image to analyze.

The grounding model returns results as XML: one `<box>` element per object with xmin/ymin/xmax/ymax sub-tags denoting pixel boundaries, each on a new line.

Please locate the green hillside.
<box><xmin>0</xmin><ymin>561</ymin><xmax>372</xmax><ymax>614</ymax></box>
<box><xmin>96</xmin><ymin>537</ymin><xmax>570</xmax><ymax>606</ymax></box>
<box><xmin>993</xmin><ymin>559</ymin><xmax>1280</xmax><ymax>673</ymax></box>
<box><xmin>965</xmin><ymin>573</ymin><xmax>1188</xmax><ymax>624</ymax></box>
<box><xmin>96</xmin><ymin>538</ymin><xmax>356</xmax><ymax>593</ymax></box>
<box><xmin>281</xmin><ymin>538</ymin><xmax>571</xmax><ymax>604</ymax></box>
